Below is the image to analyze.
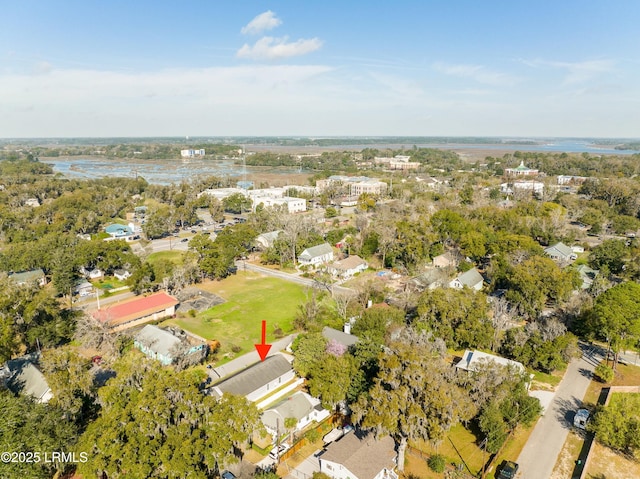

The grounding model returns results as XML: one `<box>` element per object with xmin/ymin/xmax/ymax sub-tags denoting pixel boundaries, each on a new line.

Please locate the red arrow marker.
<box><xmin>254</xmin><ymin>320</ymin><xmax>272</xmax><ymax>361</ymax></box>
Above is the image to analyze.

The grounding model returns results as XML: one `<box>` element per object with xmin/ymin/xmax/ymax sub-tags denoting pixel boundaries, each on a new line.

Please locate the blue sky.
<box><xmin>1</xmin><ymin>1</ymin><xmax>639</xmax><ymax>138</ymax></box>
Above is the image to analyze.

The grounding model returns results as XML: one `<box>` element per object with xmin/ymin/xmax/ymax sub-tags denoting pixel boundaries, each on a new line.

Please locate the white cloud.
<box><xmin>433</xmin><ymin>62</ymin><xmax>518</xmax><ymax>86</ymax></box>
<box><xmin>520</xmin><ymin>58</ymin><xmax>615</xmax><ymax>84</ymax></box>
<box><xmin>369</xmin><ymin>72</ymin><xmax>424</xmax><ymax>97</ymax></box>
<box><xmin>241</xmin><ymin>10</ymin><xmax>282</xmax><ymax>35</ymax></box>
<box><xmin>0</xmin><ymin>60</ymin><xmax>637</xmax><ymax>137</ymax></box>
<box><xmin>237</xmin><ymin>36</ymin><xmax>323</xmax><ymax>60</ymax></box>
<box><xmin>33</xmin><ymin>61</ymin><xmax>53</xmax><ymax>75</ymax></box>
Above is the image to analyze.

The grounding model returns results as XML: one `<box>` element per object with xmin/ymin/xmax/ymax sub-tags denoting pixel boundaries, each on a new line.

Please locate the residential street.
<box><xmin>516</xmin><ymin>342</ymin><xmax>602</xmax><ymax>479</ymax></box>
<box><xmin>146</xmin><ymin>237</ymin><xmax>191</xmax><ymax>253</ymax></box>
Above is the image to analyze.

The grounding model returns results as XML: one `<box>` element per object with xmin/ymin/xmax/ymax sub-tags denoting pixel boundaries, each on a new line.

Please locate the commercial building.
<box><xmin>504</xmin><ymin>161</ymin><xmax>539</xmax><ymax>177</ymax></box>
<box><xmin>93</xmin><ymin>291</ymin><xmax>179</xmax><ymax>332</ymax></box>
<box><xmin>181</xmin><ymin>149</ymin><xmax>205</xmax><ymax>158</ymax></box>
<box><xmin>251</xmin><ymin>196</ymin><xmax>306</xmax><ymax>213</ymax></box>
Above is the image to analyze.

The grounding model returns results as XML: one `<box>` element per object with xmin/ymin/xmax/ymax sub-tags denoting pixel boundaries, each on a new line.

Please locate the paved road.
<box><xmin>238</xmin><ymin>262</ymin><xmax>355</xmax><ymax>296</ymax></box>
<box><xmin>74</xmin><ymin>290</ymin><xmax>135</xmax><ymax>312</ymax></box>
<box><xmin>147</xmin><ymin>237</ymin><xmax>190</xmax><ymax>253</ymax></box>
<box><xmin>517</xmin><ymin>343</ymin><xmax>602</xmax><ymax>479</ymax></box>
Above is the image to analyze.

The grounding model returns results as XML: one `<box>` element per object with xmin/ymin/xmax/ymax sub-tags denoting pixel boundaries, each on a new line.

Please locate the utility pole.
<box><xmin>480</xmin><ymin>437</ymin><xmax>488</xmax><ymax>479</ymax></box>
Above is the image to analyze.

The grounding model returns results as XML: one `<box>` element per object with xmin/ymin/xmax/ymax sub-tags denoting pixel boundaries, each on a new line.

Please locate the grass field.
<box><xmin>93</xmin><ymin>276</ymin><xmax>128</xmax><ymax>290</ymax></box>
<box><xmin>404</xmin><ymin>422</ymin><xmax>533</xmax><ymax>479</ymax></box>
<box><xmin>146</xmin><ymin>250</ymin><xmax>185</xmax><ymax>266</ymax></box>
<box><xmin>164</xmin><ymin>271</ymin><xmax>307</xmax><ymax>360</ymax></box>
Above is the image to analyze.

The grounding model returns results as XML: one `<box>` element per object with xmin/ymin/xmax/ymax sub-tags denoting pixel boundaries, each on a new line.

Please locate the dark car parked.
<box><xmin>497</xmin><ymin>461</ymin><xmax>519</xmax><ymax>479</ymax></box>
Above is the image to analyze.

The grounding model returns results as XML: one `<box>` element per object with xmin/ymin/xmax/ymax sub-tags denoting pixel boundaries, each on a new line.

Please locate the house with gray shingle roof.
<box><xmin>407</xmin><ymin>268</ymin><xmax>448</xmax><ymax>291</ymax></box>
<box><xmin>449</xmin><ymin>267</ymin><xmax>484</xmax><ymax>291</ymax></box>
<box><xmin>322</xmin><ymin>326</ymin><xmax>358</xmax><ymax>348</ymax></box>
<box><xmin>298</xmin><ymin>243</ymin><xmax>334</xmax><ymax>267</ymax></box>
<box><xmin>134</xmin><ymin>325</ymin><xmax>205</xmax><ymax>366</ymax></box>
<box><xmin>8</xmin><ymin>268</ymin><xmax>46</xmax><ymax>287</ymax></box>
<box><xmin>319</xmin><ymin>429</ymin><xmax>398</xmax><ymax>479</ymax></box>
<box><xmin>4</xmin><ymin>357</ymin><xmax>53</xmax><ymax>403</ymax></box>
<box><xmin>211</xmin><ymin>354</ymin><xmax>295</xmax><ymax>402</ymax></box>
<box><xmin>255</xmin><ymin>230</ymin><xmax>283</xmax><ymax>250</ymax></box>
<box><xmin>544</xmin><ymin>242</ymin><xmax>577</xmax><ymax>263</ymax></box>
<box><xmin>261</xmin><ymin>391</ymin><xmax>330</xmax><ymax>436</ymax></box>
<box><xmin>576</xmin><ymin>264</ymin><xmax>599</xmax><ymax>290</ymax></box>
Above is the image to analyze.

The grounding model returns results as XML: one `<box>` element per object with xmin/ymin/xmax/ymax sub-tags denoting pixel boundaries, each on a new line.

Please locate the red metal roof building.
<box><xmin>93</xmin><ymin>291</ymin><xmax>179</xmax><ymax>332</ymax></box>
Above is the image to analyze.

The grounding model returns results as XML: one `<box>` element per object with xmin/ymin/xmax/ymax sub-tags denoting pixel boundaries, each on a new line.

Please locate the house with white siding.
<box><xmin>298</xmin><ymin>243</ymin><xmax>334</xmax><ymax>267</ymax></box>
<box><xmin>261</xmin><ymin>392</ymin><xmax>330</xmax><ymax>437</ymax></box>
<box><xmin>210</xmin><ymin>354</ymin><xmax>295</xmax><ymax>402</ymax></box>
<box><xmin>449</xmin><ymin>268</ymin><xmax>484</xmax><ymax>291</ymax></box>
<box><xmin>544</xmin><ymin>242</ymin><xmax>577</xmax><ymax>263</ymax></box>
<box><xmin>134</xmin><ymin>325</ymin><xmax>206</xmax><ymax>366</ymax></box>
<box><xmin>319</xmin><ymin>430</ymin><xmax>398</xmax><ymax>479</ymax></box>
<box><xmin>328</xmin><ymin>255</ymin><xmax>368</xmax><ymax>279</ymax></box>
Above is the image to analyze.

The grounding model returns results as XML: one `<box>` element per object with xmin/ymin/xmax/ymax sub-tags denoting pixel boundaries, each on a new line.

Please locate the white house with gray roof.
<box><xmin>255</xmin><ymin>230</ymin><xmax>283</xmax><ymax>250</ymax></box>
<box><xmin>455</xmin><ymin>349</ymin><xmax>525</xmax><ymax>375</ymax></box>
<box><xmin>261</xmin><ymin>391</ymin><xmax>330</xmax><ymax>436</ymax></box>
<box><xmin>134</xmin><ymin>325</ymin><xmax>205</xmax><ymax>366</ymax></box>
<box><xmin>544</xmin><ymin>242</ymin><xmax>577</xmax><ymax>263</ymax></box>
<box><xmin>449</xmin><ymin>267</ymin><xmax>484</xmax><ymax>291</ymax></box>
<box><xmin>328</xmin><ymin>255</ymin><xmax>368</xmax><ymax>279</ymax></box>
<box><xmin>298</xmin><ymin>243</ymin><xmax>334</xmax><ymax>267</ymax></box>
<box><xmin>211</xmin><ymin>354</ymin><xmax>295</xmax><ymax>402</ymax></box>
<box><xmin>319</xmin><ymin>430</ymin><xmax>398</xmax><ymax>479</ymax></box>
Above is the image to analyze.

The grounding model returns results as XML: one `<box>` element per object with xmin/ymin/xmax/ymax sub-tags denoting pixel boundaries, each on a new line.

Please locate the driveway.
<box><xmin>516</xmin><ymin>342</ymin><xmax>602</xmax><ymax>479</ymax></box>
<box><xmin>283</xmin><ymin>450</ymin><xmax>321</xmax><ymax>479</ymax></box>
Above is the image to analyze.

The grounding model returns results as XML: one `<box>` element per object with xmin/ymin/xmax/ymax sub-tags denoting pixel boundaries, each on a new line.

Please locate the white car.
<box><xmin>268</xmin><ymin>443</ymin><xmax>290</xmax><ymax>460</ymax></box>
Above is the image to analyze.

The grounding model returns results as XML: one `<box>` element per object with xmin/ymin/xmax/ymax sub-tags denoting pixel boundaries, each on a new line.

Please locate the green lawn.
<box><xmin>410</xmin><ymin>423</ymin><xmax>485</xmax><ymax>475</ymax></box>
<box><xmin>93</xmin><ymin>276</ymin><xmax>128</xmax><ymax>290</ymax></box>
<box><xmin>531</xmin><ymin>368</ymin><xmax>564</xmax><ymax>389</ymax></box>
<box><xmin>406</xmin><ymin>419</ymin><xmax>536</xmax><ymax>479</ymax></box>
<box><xmin>164</xmin><ymin>272</ymin><xmax>307</xmax><ymax>360</ymax></box>
<box><xmin>146</xmin><ymin>250</ymin><xmax>185</xmax><ymax>266</ymax></box>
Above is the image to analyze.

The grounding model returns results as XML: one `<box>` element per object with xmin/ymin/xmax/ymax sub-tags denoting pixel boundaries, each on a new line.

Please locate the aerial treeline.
<box><xmin>0</xmin><ymin>274</ymin><xmax>77</xmax><ymax>363</ymax></box>
<box><xmin>5</xmin><ymin>143</ymin><xmax>242</xmax><ymax>160</ymax></box>
<box><xmin>0</xmin><ymin>156</ymin><xmax>53</xmax><ymax>181</ymax></box>
<box><xmin>241</xmin><ymin>147</ymin><xmax>463</xmax><ymax>173</ymax></box>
